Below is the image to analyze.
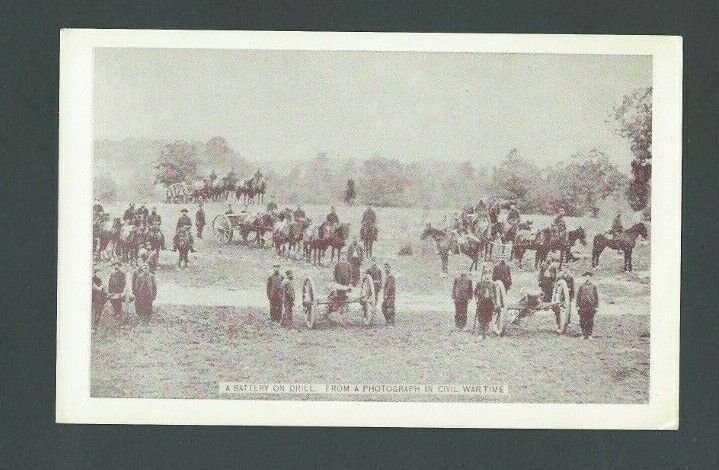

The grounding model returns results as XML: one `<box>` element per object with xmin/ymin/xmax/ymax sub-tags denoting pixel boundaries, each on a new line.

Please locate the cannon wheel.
<box><xmin>359</xmin><ymin>274</ymin><xmax>376</xmax><ymax>325</ymax></box>
<box><xmin>212</xmin><ymin>214</ymin><xmax>233</xmax><ymax>243</ymax></box>
<box><xmin>552</xmin><ymin>279</ymin><xmax>571</xmax><ymax>334</ymax></box>
<box><xmin>492</xmin><ymin>279</ymin><xmax>508</xmax><ymax>336</ymax></box>
<box><xmin>302</xmin><ymin>277</ymin><xmax>318</xmax><ymax>329</ymax></box>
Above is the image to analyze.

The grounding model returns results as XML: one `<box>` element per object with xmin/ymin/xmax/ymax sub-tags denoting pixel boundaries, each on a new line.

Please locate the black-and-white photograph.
<box><xmin>57</xmin><ymin>30</ymin><xmax>681</xmax><ymax>427</ymax></box>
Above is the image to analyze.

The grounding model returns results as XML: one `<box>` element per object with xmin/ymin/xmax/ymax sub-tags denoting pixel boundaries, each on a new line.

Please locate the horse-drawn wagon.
<box><xmin>211</xmin><ymin>213</ymin><xmax>273</xmax><ymax>246</ymax></box>
<box><xmin>300</xmin><ymin>274</ymin><xmax>377</xmax><ymax>329</ymax></box>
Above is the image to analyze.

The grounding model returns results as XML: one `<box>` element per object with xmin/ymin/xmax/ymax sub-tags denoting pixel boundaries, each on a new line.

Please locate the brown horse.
<box><xmin>535</xmin><ymin>227</ymin><xmax>587</xmax><ymax>268</ymax></box>
<box><xmin>324</xmin><ymin>222</ymin><xmax>350</xmax><ymax>263</ymax></box>
<box><xmin>592</xmin><ymin>222</ymin><xmax>648</xmax><ymax>272</ymax></box>
<box><xmin>360</xmin><ymin>221</ymin><xmax>378</xmax><ymax>258</ymax></box>
<box><xmin>420</xmin><ymin>225</ymin><xmax>453</xmax><ymax>275</ymax></box>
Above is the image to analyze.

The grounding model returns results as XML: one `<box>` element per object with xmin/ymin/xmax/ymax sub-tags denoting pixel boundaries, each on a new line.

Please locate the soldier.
<box><xmin>576</xmin><ymin>271</ymin><xmax>599</xmax><ymax>339</ymax></box>
<box><xmin>91</xmin><ymin>267</ymin><xmax>107</xmax><ymax>327</ymax></box>
<box><xmin>452</xmin><ymin>271</ymin><xmax>473</xmax><ymax>329</ymax></box>
<box><xmin>346</xmin><ymin>236</ymin><xmax>364</xmax><ymax>286</ymax></box>
<box><xmin>123</xmin><ymin>203</ymin><xmax>136</xmax><ymax>223</ymax></box>
<box><xmin>492</xmin><ymin>257</ymin><xmax>512</xmax><ymax>291</ymax></box>
<box><xmin>538</xmin><ymin>256</ymin><xmax>559</xmax><ymax>302</ymax></box>
<box><xmin>281</xmin><ymin>269</ymin><xmax>295</xmax><ymax>326</ymax></box>
<box><xmin>136</xmin><ymin>201</ymin><xmax>149</xmax><ymax>222</ymax></box>
<box><xmin>225</xmin><ymin>203</ymin><xmax>234</xmax><ymax>215</ymax></box>
<box><xmin>266</xmin><ymin>196</ymin><xmax>278</xmax><ymax>213</ymax></box>
<box><xmin>293</xmin><ymin>205</ymin><xmax>306</xmax><ymax>220</ymax></box>
<box><xmin>361</xmin><ymin>204</ymin><xmax>376</xmax><ymax>226</ymax></box>
<box><xmin>326</xmin><ymin>205</ymin><xmax>340</xmax><ymax>226</ymax></box>
<box><xmin>147</xmin><ymin>206</ymin><xmax>161</xmax><ymax>227</ymax></box>
<box><xmin>146</xmin><ymin>245</ymin><xmax>159</xmax><ymax>274</ymax></box>
<box><xmin>476</xmin><ymin>285</ymin><xmax>496</xmax><ymax>339</ymax></box>
<box><xmin>132</xmin><ymin>261</ymin><xmax>157</xmax><ymax>322</ymax></box>
<box><xmin>552</xmin><ymin>208</ymin><xmax>567</xmax><ymax>239</ymax></box>
<box><xmin>367</xmin><ymin>258</ymin><xmax>383</xmax><ymax>303</ymax></box>
<box><xmin>382</xmin><ymin>263</ymin><xmax>396</xmax><ymax>325</ymax></box>
<box><xmin>175</xmin><ymin>208</ymin><xmax>195</xmax><ymax>252</ymax></box>
<box><xmin>608</xmin><ymin>211</ymin><xmax>624</xmax><ymax>238</ymax></box>
<box><xmin>333</xmin><ymin>251</ymin><xmax>352</xmax><ymax>286</ymax></box>
<box><xmin>474</xmin><ymin>263</ymin><xmax>495</xmax><ymax>302</ymax></box>
<box><xmin>93</xmin><ymin>198</ymin><xmax>104</xmax><ymax>216</ymax></box>
<box><xmin>266</xmin><ymin>263</ymin><xmax>284</xmax><ymax>323</ymax></box>
<box><xmin>176</xmin><ymin>208</ymin><xmax>192</xmax><ymax>231</ymax></box>
<box><xmin>107</xmin><ymin>261</ymin><xmax>126</xmax><ymax>317</ymax></box>
<box><xmin>173</xmin><ymin>225</ymin><xmax>195</xmax><ymax>253</ymax></box>
<box><xmin>506</xmin><ymin>203</ymin><xmax>521</xmax><ymax>226</ymax></box>
<box><xmin>196</xmin><ymin>203</ymin><xmax>206</xmax><ymax>238</ymax></box>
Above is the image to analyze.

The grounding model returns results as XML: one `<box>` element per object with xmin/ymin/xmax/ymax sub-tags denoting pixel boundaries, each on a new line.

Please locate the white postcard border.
<box><xmin>57</xmin><ymin>30</ymin><xmax>681</xmax><ymax>428</ymax></box>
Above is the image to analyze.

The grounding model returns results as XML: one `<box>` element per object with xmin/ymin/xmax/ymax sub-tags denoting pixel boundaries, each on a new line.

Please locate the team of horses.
<box><xmin>421</xmin><ymin>213</ymin><xmax>647</xmax><ymax>274</ymax></box>
<box><xmin>166</xmin><ymin>175</ymin><xmax>267</xmax><ymax>205</ymax></box>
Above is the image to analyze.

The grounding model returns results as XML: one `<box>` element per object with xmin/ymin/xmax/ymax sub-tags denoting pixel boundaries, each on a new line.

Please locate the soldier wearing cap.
<box><xmin>107</xmin><ymin>261</ymin><xmax>126</xmax><ymax>316</ymax></box>
<box><xmin>551</xmin><ymin>208</ymin><xmax>567</xmax><ymax>239</ymax></box>
<box><xmin>281</xmin><ymin>269</ymin><xmax>295</xmax><ymax>326</ymax></box>
<box><xmin>176</xmin><ymin>208</ymin><xmax>192</xmax><ymax>231</ymax></box>
<box><xmin>92</xmin><ymin>267</ymin><xmax>107</xmax><ymax>327</ymax></box>
<box><xmin>174</xmin><ymin>208</ymin><xmax>195</xmax><ymax>252</ymax></box>
<box><xmin>576</xmin><ymin>271</ymin><xmax>599</xmax><ymax>339</ymax></box>
<box><xmin>196</xmin><ymin>203</ymin><xmax>206</xmax><ymax>238</ymax></box>
<box><xmin>132</xmin><ymin>261</ymin><xmax>157</xmax><ymax>322</ymax></box>
<box><xmin>492</xmin><ymin>257</ymin><xmax>512</xmax><ymax>291</ymax></box>
<box><xmin>147</xmin><ymin>206</ymin><xmax>161</xmax><ymax>227</ymax></box>
<box><xmin>266</xmin><ymin>263</ymin><xmax>284</xmax><ymax>323</ymax></box>
<box><xmin>382</xmin><ymin>263</ymin><xmax>396</xmax><ymax>325</ymax></box>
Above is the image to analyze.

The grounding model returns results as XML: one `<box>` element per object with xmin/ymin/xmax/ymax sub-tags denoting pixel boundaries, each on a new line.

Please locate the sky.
<box><xmin>94</xmin><ymin>48</ymin><xmax>651</xmax><ymax>169</ymax></box>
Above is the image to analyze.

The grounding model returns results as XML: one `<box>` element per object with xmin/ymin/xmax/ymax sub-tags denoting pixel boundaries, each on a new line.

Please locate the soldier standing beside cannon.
<box><xmin>452</xmin><ymin>271</ymin><xmax>473</xmax><ymax>329</ymax></box>
<box><xmin>266</xmin><ymin>263</ymin><xmax>284</xmax><ymax>323</ymax></box>
<box><xmin>576</xmin><ymin>271</ymin><xmax>599</xmax><ymax>339</ymax></box>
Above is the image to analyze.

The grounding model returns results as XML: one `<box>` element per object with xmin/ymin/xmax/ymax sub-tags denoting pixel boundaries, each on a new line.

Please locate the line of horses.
<box><xmin>421</xmin><ymin>216</ymin><xmax>648</xmax><ymax>273</ymax></box>
<box><xmin>166</xmin><ymin>176</ymin><xmax>267</xmax><ymax>205</ymax></box>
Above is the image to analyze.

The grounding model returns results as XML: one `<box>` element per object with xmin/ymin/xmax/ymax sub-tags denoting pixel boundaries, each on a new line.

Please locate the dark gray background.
<box><xmin>0</xmin><ymin>1</ymin><xmax>716</xmax><ymax>468</ymax></box>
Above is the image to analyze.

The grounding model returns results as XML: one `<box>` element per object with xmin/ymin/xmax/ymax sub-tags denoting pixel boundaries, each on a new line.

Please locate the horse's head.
<box><xmin>573</xmin><ymin>227</ymin><xmax>587</xmax><ymax>246</ymax></box>
<box><xmin>631</xmin><ymin>222</ymin><xmax>649</xmax><ymax>240</ymax></box>
<box><xmin>420</xmin><ymin>224</ymin><xmax>433</xmax><ymax>240</ymax></box>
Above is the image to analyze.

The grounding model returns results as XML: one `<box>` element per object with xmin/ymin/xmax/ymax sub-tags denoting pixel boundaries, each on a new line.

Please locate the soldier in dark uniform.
<box><xmin>281</xmin><ymin>270</ymin><xmax>295</xmax><ymax>326</ymax></box>
<box><xmin>492</xmin><ymin>258</ymin><xmax>512</xmax><ymax>291</ymax></box>
<box><xmin>608</xmin><ymin>211</ymin><xmax>624</xmax><ymax>238</ymax></box>
<box><xmin>367</xmin><ymin>259</ymin><xmax>383</xmax><ymax>303</ymax></box>
<box><xmin>346</xmin><ymin>237</ymin><xmax>364</xmax><ymax>286</ymax></box>
<box><xmin>266</xmin><ymin>263</ymin><xmax>284</xmax><ymax>323</ymax></box>
<box><xmin>452</xmin><ymin>271</ymin><xmax>473</xmax><ymax>329</ymax></box>
<box><xmin>132</xmin><ymin>261</ymin><xmax>157</xmax><ymax>322</ymax></box>
<box><xmin>293</xmin><ymin>206</ymin><xmax>306</xmax><ymax>220</ymax></box>
<box><xmin>576</xmin><ymin>271</ymin><xmax>599</xmax><ymax>339</ymax></box>
<box><xmin>147</xmin><ymin>207</ymin><xmax>161</xmax><ymax>227</ymax></box>
<box><xmin>326</xmin><ymin>206</ymin><xmax>340</xmax><ymax>225</ymax></box>
<box><xmin>91</xmin><ymin>267</ymin><xmax>107</xmax><ymax>327</ymax></box>
<box><xmin>196</xmin><ymin>203</ymin><xmax>206</xmax><ymax>238</ymax></box>
<box><xmin>107</xmin><ymin>261</ymin><xmax>126</xmax><ymax>316</ymax></box>
<box><xmin>551</xmin><ymin>208</ymin><xmax>567</xmax><ymax>239</ymax></box>
<box><xmin>361</xmin><ymin>205</ymin><xmax>377</xmax><ymax>226</ymax></box>
<box><xmin>538</xmin><ymin>257</ymin><xmax>559</xmax><ymax>302</ymax></box>
<box><xmin>136</xmin><ymin>202</ymin><xmax>149</xmax><ymax>223</ymax></box>
<box><xmin>174</xmin><ymin>208</ymin><xmax>195</xmax><ymax>252</ymax></box>
<box><xmin>382</xmin><ymin>263</ymin><xmax>396</xmax><ymax>325</ymax></box>
<box><xmin>123</xmin><ymin>203</ymin><xmax>136</xmax><ymax>223</ymax></box>
<box><xmin>476</xmin><ymin>286</ymin><xmax>496</xmax><ymax>339</ymax></box>
<box><xmin>506</xmin><ymin>203</ymin><xmax>521</xmax><ymax>226</ymax></box>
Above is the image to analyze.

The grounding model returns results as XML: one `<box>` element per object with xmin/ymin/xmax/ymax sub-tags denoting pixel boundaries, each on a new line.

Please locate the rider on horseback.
<box><xmin>607</xmin><ymin>211</ymin><xmax>624</xmax><ymax>239</ymax></box>
<box><xmin>361</xmin><ymin>205</ymin><xmax>376</xmax><ymax>226</ymax></box>
<box><xmin>551</xmin><ymin>208</ymin><xmax>567</xmax><ymax>240</ymax></box>
<box><xmin>173</xmin><ymin>209</ymin><xmax>195</xmax><ymax>252</ymax></box>
<box><xmin>506</xmin><ymin>203</ymin><xmax>521</xmax><ymax>227</ymax></box>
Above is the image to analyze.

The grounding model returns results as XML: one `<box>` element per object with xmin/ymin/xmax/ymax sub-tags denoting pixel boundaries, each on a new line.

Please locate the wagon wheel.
<box><xmin>302</xmin><ymin>277</ymin><xmax>318</xmax><ymax>329</ymax></box>
<box><xmin>359</xmin><ymin>274</ymin><xmax>376</xmax><ymax>325</ymax></box>
<box><xmin>492</xmin><ymin>279</ymin><xmax>508</xmax><ymax>336</ymax></box>
<box><xmin>551</xmin><ymin>279</ymin><xmax>571</xmax><ymax>334</ymax></box>
<box><xmin>212</xmin><ymin>214</ymin><xmax>233</xmax><ymax>243</ymax></box>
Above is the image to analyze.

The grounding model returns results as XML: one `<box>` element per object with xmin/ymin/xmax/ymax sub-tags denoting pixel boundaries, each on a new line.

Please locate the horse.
<box><xmin>175</xmin><ymin>229</ymin><xmax>191</xmax><ymax>268</ymax></box>
<box><xmin>360</xmin><ymin>221</ymin><xmax>378</xmax><ymax>258</ymax></box>
<box><xmin>324</xmin><ymin>222</ymin><xmax>350</xmax><ymax>263</ymax></box>
<box><xmin>303</xmin><ymin>222</ymin><xmax>327</xmax><ymax>265</ymax></box>
<box><xmin>420</xmin><ymin>225</ymin><xmax>453</xmax><ymax>275</ymax></box>
<box><xmin>241</xmin><ymin>212</ymin><xmax>275</xmax><ymax>246</ymax></box>
<box><xmin>449</xmin><ymin>232</ymin><xmax>483</xmax><ymax>271</ymax></box>
<box><xmin>535</xmin><ymin>226</ymin><xmax>588</xmax><ymax>268</ymax></box>
<box><xmin>592</xmin><ymin>222</ymin><xmax>648</xmax><ymax>272</ymax></box>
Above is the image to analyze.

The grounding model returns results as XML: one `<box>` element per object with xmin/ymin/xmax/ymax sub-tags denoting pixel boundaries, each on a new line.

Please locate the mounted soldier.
<box><xmin>607</xmin><ymin>211</ymin><xmax>624</xmax><ymax>239</ymax></box>
<box><xmin>174</xmin><ymin>208</ymin><xmax>194</xmax><ymax>253</ymax></box>
<box><xmin>361</xmin><ymin>205</ymin><xmax>376</xmax><ymax>226</ymax></box>
<box><xmin>123</xmin><ymin>203</ymin><xmax>136</xmax><ymax>224</ymax></box>
<box><xmin>551</xmin><ymin>208</ymin><xmax>567</xmax><ymax>240</ymax></box>
<box><xmin>293</xmin><ymin>205</ymin><xmax>306</xmax><ymax>220</ymax></box>
<box><xmin>506</xmin><ymin>203</ymin><xmax>521</xmax><ymax>227</ymax></box>
<box><xmin>325</xmin><ymin>205</ymin><xmax>340</xmax><ymax>228</ymax></box>
<box><xmin>136</xmin><ymin>202</ymin><xmax>149</xmax><ymax>223</ymax></box>
<box><xmin>147</xmin><ymin>206</ymin><xmax>161</xmax><ymax>227</ymax></box>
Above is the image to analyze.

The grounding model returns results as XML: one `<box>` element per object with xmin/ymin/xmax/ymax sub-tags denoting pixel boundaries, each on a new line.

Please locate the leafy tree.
<box><xmin>491</xmin><ymin>148</ymin><xmax>542</xmax><ymax>212</ymax></box>
<box><xmin>611</xmin><ymin>87</ymin><xmax>652</xmax><ymax>211</ymax></box>
<box><xmin>345</xmin><ymin>179</ymin><xmax>356</xmax><ymax>204</ymax></box>
<box><xmin>359</xmin><ymin>157</ymin><xmax>410</xmax><ymax>207</ymax></box>
<box><xmin>154</xmin><ymin>140</ymin><xmax>200</xmax><ymax>186</ymax></box>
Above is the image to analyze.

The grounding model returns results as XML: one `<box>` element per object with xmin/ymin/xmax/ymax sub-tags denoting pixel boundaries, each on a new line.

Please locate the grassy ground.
<box><xmin>91</xmin><ymin>201</ymin><xmax>650</xmax><ymax>402</ymax></box>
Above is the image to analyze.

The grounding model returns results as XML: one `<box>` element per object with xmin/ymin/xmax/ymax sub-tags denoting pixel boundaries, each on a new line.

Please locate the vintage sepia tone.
<box><xmin>58</xmin><ymin>31</ymin><xmax>681</xmax><ymax>427</ymax></box>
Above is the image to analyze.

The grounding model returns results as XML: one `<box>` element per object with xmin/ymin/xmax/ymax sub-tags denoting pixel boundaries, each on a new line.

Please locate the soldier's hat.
<box><xmin>273</xmin><ymin>263</ymin><xmax>280</xmax><ymax>268</ymax></box>
<box><xmin>181</xmin><ymin>208</ymin><xmax>188</xmax><ymax>213</ymax></box>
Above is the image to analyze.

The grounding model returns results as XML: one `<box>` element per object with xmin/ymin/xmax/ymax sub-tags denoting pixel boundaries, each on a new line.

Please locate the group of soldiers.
<box><xmin>267</xmin><ymin>255</ymin><xmax>396</xmax><ymax>327</ymax></box>
<box><xmin>91</xmin><ymin>260</ymin><xmax>157</xmax><ymax>327</ymax></box>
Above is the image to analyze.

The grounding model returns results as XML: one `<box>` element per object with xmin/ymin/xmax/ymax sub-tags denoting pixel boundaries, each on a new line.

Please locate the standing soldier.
<box><xmin>576</xmin><ymin>271</ymin><xmax>599</xmax><ymax>339</ymax></box>
<box><xmin>147</xmin><ymin>206</ymin><xmax>161</xmax><ymax>227</ymax></box>
<box><xmin>346</xmin><ymin>236</ymin><xmax>364</xmax><ymax>286</ymax></box>
<box><xmin>195</xmin><ymin>203</ymin><xmax>206</xmax><ymax>239</ymax></box>
<box><xmin>282</xmin><ymin>269</ymin><xmax>295</xmax><ymax>326</ymax></box>
<box><xmin>367</xmin><ymin>258</ymin><xmax>383</xmax><ymax>303</ymax></box>
<box><xmin>492</xmin><ymin>257</ymin><xmax>512</xmax><ymax>291</ymax></box>
<box><xmin>266</xmin><ymin>263</ymin><xmax>284</xmax><ymax>323</ymax></box>
<box><xmin>452</xmin><ymin>271</ymin><xmax>473</xmax><ymax>330</ymax></box>
<box><xmin>476</xmin><ymin>285</ymin><xmax>496</xmax><ymax>339</ymax></box>
<box><xmin>91</xmin><ymin>267</ymin><xmax>107</xmax><ymax>327</ymax></box>
<box><xmin>382</xmin><ymin>263</ymin><xmax>396</xmax><ymax>325</ymax></box>
<box><xmin>107</xmin><ymin>261</ymin><xmax>126</xmax><ymax>317</ymax></box>
<box><xmin>132</xmin><ymin>261</ymin><xmax>157</xmax><ymax>323</ymax></box>
<box><xmin>506</xmin><ymin>203</ymin><xmax>521</xmax><ymax>226</ymax></box>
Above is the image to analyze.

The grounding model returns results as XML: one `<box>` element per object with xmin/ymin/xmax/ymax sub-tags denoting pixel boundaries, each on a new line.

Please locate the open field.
<box><xmin>91</xmin><ymin>200</ymin><xmax>650</xmax><ymax>402</ymax></box>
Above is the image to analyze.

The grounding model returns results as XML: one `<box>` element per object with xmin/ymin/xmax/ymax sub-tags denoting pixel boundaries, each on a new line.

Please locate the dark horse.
<box><xmin>535</xmin><ymin>227</ymin><xmax>587</xmax><ymax>268</ymax></box>
<box><xmin>420</xmin><ymin>225</ymin><xmax>453</xmax><ymax>275</ymax></box>
<box><xmin>323</xmin><ymin>222</ymin><xmax>350</xmax><ymax>263</ymax></box>
<box><xmin>360</xmin><ymin>221</ymin><xmax>378</xmax><ymax>258</ymax></box>
<box><xmin>592</xmin><ymin>223</ymin><xmax>648</xmax><ymax>272</ymax></box>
